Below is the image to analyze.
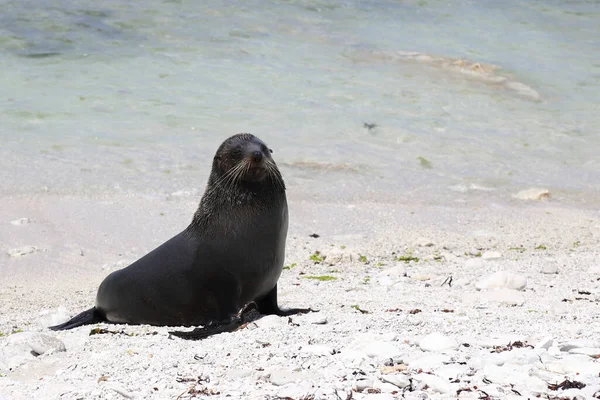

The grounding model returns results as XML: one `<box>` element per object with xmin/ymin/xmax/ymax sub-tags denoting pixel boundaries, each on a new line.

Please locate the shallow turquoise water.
<box><xmin>1</xmin><ymin>0</ymin><xmax>598</xmax><ymax>205</ymax></box>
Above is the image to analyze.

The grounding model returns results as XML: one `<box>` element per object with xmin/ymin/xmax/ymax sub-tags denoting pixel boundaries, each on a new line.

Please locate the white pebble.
<box><xmin>560</xmin><ymin>339</ymin><xmax>598</xmax><ymax>352</ymax></box>
<box><xmin>373</xmin><ymin>378</ymin><xmax>401</xmax><ymax>393</ymax></box>
<box><xmin>541</xmin><ymin>264</ymin><xmax>559</xmax><ymax>274</ymax></box>
<box><xmin>378</xmin><ymin>266</ymin><xmax>407</xmax><ymax>286</ymax></box>
<box><xmin>10</xmin><ymin>217</ymin><xmax>32</xmax><ymax>225</ymax></box>
<box><xmin>108</xmin><ymin>385</ymin><xmax>134</xmax><ymax>399</ymax></box>
<box><xmin>512</xmin><ymin>188</ymin><xmax>551</xmax><ymax>201</ymax></box>
<box><xmin>303</xmin><ymin>313</ymin><xmax>328</xmax><ymax>325</ymax></box>
<box><xmin>6</xmin><ymin>246</ymin><xmax>39</xmax><ymax>257</ymax></box>
<box><xmin>255</xmin><ymin>315</ymin><xmax>286</xmax><ymax>329</ymax></box>
<box><xmin>269</xmin><ymin>369</ymin><xmax>303</xmax><ymax>386</ymax></box>
<box><xmin>475</xmin><ymin>271</ymin><xmax>527</xmax><ymax>291</ymax></box>
<box><xmin>353</xmin><ymin>379</ymin><xmax>373</xmax><ymax>392</ymax></box>
<box><xmin>482</xmin><ymin>251</ymin><xmax>502</xmax><ymax>260</ymax></box>
<box><xmin>27</xmin><ymin>333</ymin><xmax>66</xmax><ymax>355</ymax></box>
<box><xmin>535</xmin><ymin>336</ymin><xmax>554</xmax><ymax>350</ymax></box>
<box><xmin>419</xmin><ymin>332</ymin><xmax>458</xmax><ymax>352</ymax></box>
<box><xmin>569</xmin><ymin>348</ymin><xmax>600</xmax><ymax>357</ymax></box>
<box><xmin>380</xmin><ymin>374</ymin><xmax>410</xmax><ymax>388</ymax></box>
<box><xmin>413</xmin><ymin>373</ymin><xmax>451</xmax><ymax>394</ymax></box>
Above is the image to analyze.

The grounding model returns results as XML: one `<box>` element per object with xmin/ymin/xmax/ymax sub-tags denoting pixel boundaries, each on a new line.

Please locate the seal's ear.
<box><xmin>269</xmin><ymin>149</ymin><xmax>273</xmax><ymax>154</ymax></box>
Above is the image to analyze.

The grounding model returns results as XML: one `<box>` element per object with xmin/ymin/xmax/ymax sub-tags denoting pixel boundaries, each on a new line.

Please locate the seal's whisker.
<box><xmin>265</xmin><ymin>160</ymin><xmax>285</xmax><ymax>191</ymax></box>
<box><xmin>204</xmin><ymin>161</ymin><xmax>245</xmax><ymax>199</ymax></box>
<box><xmin>221</xmin><ymin>161</ymin><xmax>246</xmax><ymax>195</ymax></box>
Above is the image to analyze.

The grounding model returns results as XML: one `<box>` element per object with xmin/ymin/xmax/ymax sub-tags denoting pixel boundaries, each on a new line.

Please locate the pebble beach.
<box><xmin>1</xmin><ymin>194</ymin><xmax>599</xmax><ymax>399</ymax></box>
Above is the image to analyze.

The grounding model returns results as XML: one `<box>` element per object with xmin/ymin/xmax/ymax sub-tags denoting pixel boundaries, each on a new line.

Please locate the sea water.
<box><xmin>1</xmin><ymin>0</ymin><xmax>598</xmax><ymax>206</ymax></box>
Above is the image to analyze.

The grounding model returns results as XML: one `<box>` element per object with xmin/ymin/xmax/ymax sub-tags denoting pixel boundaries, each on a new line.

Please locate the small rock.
<box><xmin>342</xmin><ymin>338</ymin><xmax>402</xmax><ymax>362</ymax></box>
<box><xmin>568</xmin><ymin>348</ymin><xmax>600</xmax><ymax>357</ymax></box>
<box><xmin>377</xmin><ymin>266</ymin><xmax>407</xmax><ymax>287</ymax></box>
<box><xmin>535</xmin><ymin>336</ymin><xmax>554</xmax><ymax>350</ymax></box>
<box><xmin>324</xmin><ymin>247</ymin><xmax>356</xmax><ymax>264</ymax></box>
<box><xmin>413</xmin><ymin>373</ymin><xmax>451</xmax><ymax>394</ymax></box>
<box><xmin>380</xmin><ymin>364</ymin><xmax>407</xmax><ymax>374</ymax></box>
<box><xmin>108</xmin><ymin>385</ymin><xmax>134</xmax><ymax>399</ymax></box>
<box><xmin>481</xmin><ymin>251</ymin><xmax>502</xmax><ymax>260</ymax></box>
<box><xmin>435</xmin><ymin>365</ymin><xmax>468</xmax><ymax>381</ymax></box>
<box><xmin>545</xmin><ymin>360</ymin><xmax>600</xmax><ymax>376</ymax></box>
<box><xmin>373</xmin><ymin>379</ymin><xmax>401</xmax><ymax>393</ymax></box>
<box><xmin>256</xmin><ymin>315</ymin><xmax>286</xmax><ymax>329</ymax></box>
<box><xmin>419</xmin><ymin>332</ymin><xmax>458</xmax><ymax>352</ymax></box>
<box><xmin>475</xmin><ymin>271</ymin><xmax>527</xmax><ymax>291</ymax></box>
<box><xmin>481</xmin><ymin>288</ymin><xmax>525</xmax><ymax>306</ymax></box>
<box><xmin>477</xmin><ymin>336</ymin><xmax>524</xmax><ymax>348</ymax></box>
<box><xmin>269</xmin><ymin>369</ymin><xmax>315</xmax><ymax>386</ymax></box>
<box><xmin>27</xmin><ymin>333</ymin><xmax>66</xmax><ymax>355</ymax></box>
<box><xmin>541</xmin><ymin>264</ymin><xmax>559</xmax><ymax>274</ymax></box>
<box><xmin>560</xmin><ymin>339</ymin><xmax>598</xmax><ymax>352</ymax></box>
<box><xmin>304</xmin><ymin>313</ymin><xmax>328</xmax><ymax>325</ymax></box>
<box><xmin>353</xmin><ymin>379</ymin><xmax>373</xmax><ymax>392</ymax></box>
<box><xmin>10</xmin><ymin>217</ymin><xmax>32</xmax><ymax>225</ymax></box>
<box><xmin>0</xmin><ymin>332</ymin><xmax>37</xmax><ymax>370</ymax></box>
<box><xmin>380</xmin><ymin>374</ymin><xmax>410</xmax><ymax>388</ymax></box>
<box><xmin>548</xmin><ymin>345</ymin><xmax>561</xmax><ymax>356</ymax></box>
<box><xmin>415</xmin><ymin>238</ymin><xmax>435</xmax><ymax>247</ymax></box>
<box><xmin>7</xmin><ymin>246</ymin><xmax>39</xmax><ymax>257</ymax></box>
<box><xmin>500</xmin><ymin>348</ymin><xmax>540</xmax><ymax>365</ymax></box>
<box><xmin>512</xmin><ymin>188</ymin><xmax>551</xmax><ymax>201</ymax></box>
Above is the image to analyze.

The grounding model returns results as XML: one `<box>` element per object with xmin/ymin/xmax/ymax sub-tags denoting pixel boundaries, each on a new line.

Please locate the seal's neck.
<box><xmin>186</xmin><ymin>172</ymin><xmax>286</xmax><ymax>232</ymax></box>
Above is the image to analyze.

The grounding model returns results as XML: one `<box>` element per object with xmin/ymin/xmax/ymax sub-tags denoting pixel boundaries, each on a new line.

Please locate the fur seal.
<box><xmin>50</xmin><ymin>133</ymin><xmax>313</xmax><ymax>339</ymax></box>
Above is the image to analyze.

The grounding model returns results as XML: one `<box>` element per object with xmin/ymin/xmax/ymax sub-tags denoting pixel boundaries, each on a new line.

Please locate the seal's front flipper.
<box><xmin>169</xmin><ymin>302</ymin><xmax>260</xmax><ymax>341</ymax></box>
<box><xmin>257</xmin><ymin>284</ymin><xmax>318</xmax><ymax>316</ymax></box>
<box><xmin>49</xmin><ymin>307</ymin><xmax>105</xmax><ymax>331</ymax></box>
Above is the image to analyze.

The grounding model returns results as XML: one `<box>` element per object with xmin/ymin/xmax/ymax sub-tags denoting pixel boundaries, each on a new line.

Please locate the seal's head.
<box><xmin>209</xmin><ymin>133</ymin><xmax>284</xmax><ymax>190</ymax></box>
<box><xmin>191</xmin><ymin>133</ymin><xmax>286</xmax><ymax>229</ymax></box>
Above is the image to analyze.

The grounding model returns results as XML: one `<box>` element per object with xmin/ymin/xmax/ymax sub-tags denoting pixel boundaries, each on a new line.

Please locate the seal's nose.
<box><xmin>251</xmin><ymin>151</ymin><xmax>263</xmax><ymax>163</ymax></box>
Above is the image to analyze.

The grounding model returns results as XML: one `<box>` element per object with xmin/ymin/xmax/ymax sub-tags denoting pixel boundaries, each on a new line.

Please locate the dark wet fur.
<box><xmin>50</xmin><ymin>133</ymin><xmax>314</xmax><ymax>336</ymax></box>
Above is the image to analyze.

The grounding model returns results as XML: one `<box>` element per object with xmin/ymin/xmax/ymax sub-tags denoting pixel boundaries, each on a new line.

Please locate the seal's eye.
<box><xmin>232</xmin><ymin>148</ymin><xmax>243</xmax><ymax>158</ymax></box>
<box><xmin>261</xmin><ymin>145</ymin><xmax>271</xmax><ymax>154</ymax></box>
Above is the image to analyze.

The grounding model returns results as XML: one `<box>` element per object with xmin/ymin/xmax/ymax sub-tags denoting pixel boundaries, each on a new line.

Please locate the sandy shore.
<box><xmin>1</xmin><ymin>193</ymin><xmax>599</xmax><ymax>399</ymax></box>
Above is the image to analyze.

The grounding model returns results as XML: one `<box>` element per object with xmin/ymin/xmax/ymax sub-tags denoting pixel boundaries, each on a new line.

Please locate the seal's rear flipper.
<box><xmin>169</xmin><ymin>302</ymin><xmax>260</xmax><ymax>341</ymax></box>
<box><xmin>257</xmin><ymin>284</ymin><xmax>318</xmax><ymax>316</ymax></box>
<box><xmin>49</xmin><ymin>307</ymin><xmax>105</xmax><ymax>331</ymax></box>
